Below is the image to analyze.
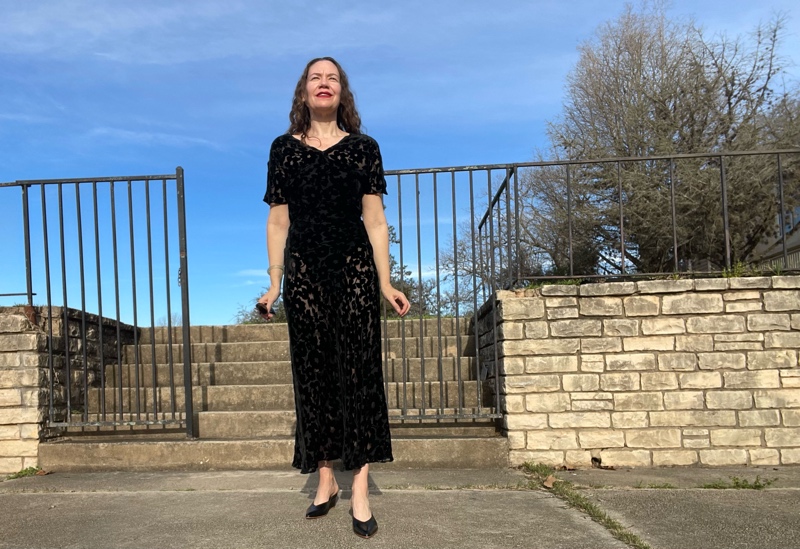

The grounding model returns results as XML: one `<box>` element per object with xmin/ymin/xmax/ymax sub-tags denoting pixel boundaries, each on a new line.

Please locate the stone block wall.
<box><xmin>479</xmin><ymin>276</ymin><xmax>800</xmax><ymax>468</ymax></box>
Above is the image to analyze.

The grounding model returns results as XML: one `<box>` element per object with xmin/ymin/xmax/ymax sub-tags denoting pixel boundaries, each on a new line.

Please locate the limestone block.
<box><xmin>782</xmin><ymin>373</ymin><xmax>800</xmax><ymax>388</ymax></box>
<box><xmin>579</xmin><ymin>429</ymin><xmax>624</xmax><ymax>448</ymax></box>
<box><xmin>526</xmin><ymin>429</ymin><xmax>578</xmax><ymax>450</ymax></box>
<box><xmin>547</xmin><ymin>308</ymin><xmax>578</xmax><ymax>320</ymax></box>
<box><xmin>581</xmin><ymin>338</ymin><xmax>622</xmax><ymax>354</ymax></box>
<box><xmin>739</xmin><ymin>410</ymin><xmax>781</xmax><ymax>427</ymax></box>
<box><xmin>650</xmin><ymin>410</ymin><xmax>736</xmax><ymax>427</ymax></box>
<box><xmin>653</xmin><ymin>450</ymin><xmax>698</xmax><ymax>466</ymax></box>
<box><xmin>0</xmin><ymin>389</ymin><xmax>22</xmax><ymax>407</ymax></box>
<box><xmin>683</xmin><ymin>439</ymin><xmax>710</xmax><ymax>448</ymax></box>
<box><xmin>729</xmin><ymin>277</ymin><xmax>771</xmax><ymax>289</ymax></box>
<box><xmin>641</xmin><ymin>318</ymin><xmax>686</xmax><ymax>335</ymax></box>
<box><xmin>623</xmin><ymin>337</ymin><xmax>674</xmax><ymax>352</ymax></box>
<box><xmin>0</xmin><ymin>368</ymin><xmax>42</xmax><ymax>389</ymax></box>
<box><xmin>498</xmin><ymin>322</ymin><xmax>523</xmax><ymax>340</ymax></box>
<box><xmin>754</xmin><ymin>389</ymin><xmax>800</xmax><ymax>409</ymax></box>
<box><xmin>0</xmin><ymin>457</ymin><xmax>23</xmax><ymax>475</ymax></box>
<box><xmin>499</xmin><ymin>298</ymin><xmax>545</xmax><ymax>320</ymax></box>
<box><xmin>699</xmin><ymin>449</ymin><xmax>748</xmax><ymax>465</ymax></box>
<box><xmin>678</xmin><ymin>372</ymin><xmax>722</xmax><ymax>389</ymax></box>
<box><xmin>0</xmin><ymin>440</ymin><xmax>39</xmax><ymax>457</ymax></box>
<box><xmin>502</xmin><ymin>395</ymin><xmax>525</xmax><ymax>413</ymax></box>
<box><xmin>524</xmin><ymin>322</ymin><xmax>548</xmax><ymax>339</ymax></box>
<box><xmin>625</xmin><ymin>428</ymin><xmax>681</xmax><ymax>448</ymax></box>
<box><xmin>504</xmin><ymin>375</ymin><xmax>561</xmax><ymax>394</ymax></box>
<box><xmin>695</xmin><ymin>279</ymin><xmax>729</xmax><ymax>291</ymax></box>
<box><xmin>749</xmin><ymin>448</ymin><xmax>780</xmax><ymax>466</ymax></box>
<box><xmin>658</xmin><ymin>353</ymin><xmax>698</xmax><ymax>371</ymax></box>
<box><xmin>710</xmin><ymin>428</ymin><xmax>762</xmax><ymax>447</ymax></box>
<box><xmin>571</xmin><ymin>399</ymin><xmax>613</xmax><ymax>411</ymax></box>
<box><xmin>580</xmin><ymin>298</ymin><xmax>623</xmax><ymax>317</ymax></box>
<box><xmin>723</xmin><ymin>291</ymin><xmax>761</xmax><ymax>301</ymax></box>
<box><xmin>699</xmin><ymin>353</ymin><xmax>746</xmax><ymax>371</ymax></box>
<box><xmin>705</xmin><ymin>391</ymin><xmax>753</xmax><ymax>410</ymax></box>
<box><xmin>783</xmin><ymin>410</ymin><xmax>800</xmax><ymax>426</ymax></box>
<box><xmin>641</xmin><ymin>372</ymin><xmax>678</xmax><ymax>391</ymax></box>
<box><xmin>0</xmin><ymin>425</ymin><xmax>19</xmax><ymax>440</ymax></box>
<box><xmin>0</xmin><ymin>353</ymin><xmax>22</xmax><ymax>368</ymax></box>
<box><xmin>715</xmin><ymin>342</ymin><xmax>763</xmax><ymax>352</ymax></box>
<box><xmin>545</xmin><ymin>297</ymin><xmax>577</xmax><ymax>308</ymax></box>
<box><xmin>502</xmin><ymin>338</ymin><xmax>580</xmax><ymax>357</ymax></box>
<box><xmin>764</xmin><ymin>428</ymin><xmax>800</xmax><ymax>447</ymax></box>
<box><xmin>687</xmin><ymin>315</ymin><xmax>745</xmax><ymax>334</ymax></box>
<box><xmin>614</xmin><ymin>392</ymin><xmax>664</xmax><ymax>411</ymax></box>
<box><xmin>781</xmin><ymin>449</ymin><xmax>800</xmax><ymax>464</ymax></box>
<box><xmin>540</xmin><ymin>285</ymin><xmax>578</xmax><ymax>296</ymax></box>
<box><xmin>607</xmin><ymin>353</ymin><xmax>656</xmax><ymax>371</ymax></box>
<box><xmin>623</xmin><ymin>296</ymin><xmax>660</xmax><ymax>317</ymax></box>
<box><xmin>551</xmin><ymin>320</ymin><xmax>602</xmax><ymax>338</ymax></box>
<box><xmin>600</xmin><ymin>373</ymin><xmax>640</xmax><ymax>392</ymax></box>
<box><xmin>500</xmin><ymin>357</ymin><xmax>525</xmax><ymax>376</ymax></box>
<box><xmin>580</xmin><ymin>282</ymin><xmax>636</xmax><ymax>296</ymax></box>
<box><xmin>637</xmin><ymin>280</ymin><xmax>694</xmax><ymax>294</ymax></box>
<box><xmin>0</xmin><ymin>407</ymin><xmax>43</xmax><ymax>424</ymax></box>
<box><xmin>764</xmin><ymin>290</ymin><xmax>800</xmax><ymax>312</ymax></box>
<box><xmin>548</xmin><ymin>412</ymin><xmax>611</xmax><ymax>429</ymax></box>
<box><xmin>766</xmin><ymin>332</ymin><xmax>800</xmax><ymax>349</ymax></box>
<box><xmin>599</xmin><ymin>449</ymin><xmax>651</xmax><ymax>467</ymax></box>
<box><xmin>747</xmin><ymin>350</ymin><xmax>797</xmax><ymax>370</ymax></box>
<box><xmin>714</xmin><ymin>333</ymin><xmax>763</xmax><ymax>342</ymax></box>
<box><xmin>605</xmin><ymin>319</ymin><xmax>643</xmax><ymax>338</ymax></box>
<box><xmin>526</xmin><ymin>393</ymin><xmax>571</xmax><ymax>413</ymax></box>
<box><xmin>725</xmin><ymin>302</ymin><xmax>763</xmax><ymax>313</ymax></box>
<box><xmin>507</xmin><ymin>431</ymin><xmax>526</xmax><ymax>449</ymax></box>
<box><xmin>509</xmin><ymin>450</ymin><xmax>563</xmax><ymax>467</ymax></box>
<box><xmin>565</xmin><ymin>450</ymin><xmax>593</xmax><ymax>468</ymax></box>
<box><xmin>724</xmin><ymin>370</ymin><xmax>780</xmax><ymax>389</ymax></box>
<box><xmin>0</xmin><ymin>334</ymin><xmax>41</xmax><ymax>352</ymax></box>
<box><xmin>580</xmin><ymin>355</ymin><xmax>605</xmax><ymax>373</ymax></box>
<box><xmin>0</xmin><ymin>314</ymin><xmax>31</xmax><ymax>333</ymax></box>
<box><xmin>663</xmin><ymin>294</ymin><xmax>723</xmax><ymax>315</ymax></box>
<box><xmin>505</xmin><ymin>413</ymin><xmax>548</xmax><ymax>430</ymax></box>
<box><xmin>562</xmin><ymin>374</ymin><xmax>599</xmax><ymax>392</ymax></box>
<box><xmin>526</xmin><ymin>355</ymin><xmax>579</xmax><ymax>373</ymax></box>
<box><xmin>676</xmin><ymin>335</ymin><xmax>714</xmax><ymax>352</ymax></box>
<box><xmin>664</xmin><ymin>391</ymin><xmax>705</xmax><ymax>410</ymax></box>
<box><xmin>612</xmin><ymin>411</ymin><xmax>649</xmax><ymax>428</ymax></box>
<box><xmin>748</xmin><ymin>314</ymin><xmax>791</xmax><ymax>331</ymax></box>
<box><xmin>683</xmin><ymin>428</ymin><xmax>709</xmax><ymax>436</ymax></box>
<box><xmin>773</xmin><ymin>276</ymin><xmax>800</xmax><ymax>289</ymax></box>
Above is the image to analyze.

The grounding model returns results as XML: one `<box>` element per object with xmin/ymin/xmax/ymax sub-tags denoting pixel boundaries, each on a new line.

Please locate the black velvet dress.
<box><xmin>264</xmin><ymin>133</ymin><xmax>393</xmax><ymax>474</ymax></box>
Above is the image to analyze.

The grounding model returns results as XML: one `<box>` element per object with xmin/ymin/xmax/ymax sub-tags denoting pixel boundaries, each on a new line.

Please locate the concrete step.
<box><xmin>139</xmin><ymin>318</ymin><xmax>475</xmax><ymax>345</ymax></box>
<box><xmin>198</xmin><ymin>410</ymin><xmax>500</xmax><ymax>439</ymax></box>
<box><xmin>38</xmin><ymin>436</ymin><xmax>508</xmax><ymax>471</ymax></box>
<box><xmin>123</xmin><ymin>335</ymin><xmax>476</xmax><ymax>364</ymax></box>
<box><xmin>105</xmin><ymin>357</ymin><xmax>480</xmax><ymax>387</ymax></box>
<box><xmin>85</xmin><ymin>381</ymin><xmax>493</xmax><ymax>413</ymax></box>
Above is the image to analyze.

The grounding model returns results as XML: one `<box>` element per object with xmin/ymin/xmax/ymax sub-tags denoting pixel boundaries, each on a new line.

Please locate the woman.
<box><xmin>258</xmin><ymin>56</ymin><xmax>410</xmax><ymax>539</ymax></box>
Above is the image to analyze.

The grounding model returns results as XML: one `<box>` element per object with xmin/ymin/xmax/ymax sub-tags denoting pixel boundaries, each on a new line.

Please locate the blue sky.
<box><xmin>1</xmin><ymin>1</ymin><xmax>798</xmax><ymax>325</ymax></box>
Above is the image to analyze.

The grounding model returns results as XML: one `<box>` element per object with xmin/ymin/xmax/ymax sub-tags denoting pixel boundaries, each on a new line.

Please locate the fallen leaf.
<box><xmin>35</xmin><ymin>469</ymin><xmax>51</xmax><ymax>476</ymax></box>
<box><xmin>543</xmin><ymin>475</ymin><xmax>556</xmax><ymax>489</ymax></box>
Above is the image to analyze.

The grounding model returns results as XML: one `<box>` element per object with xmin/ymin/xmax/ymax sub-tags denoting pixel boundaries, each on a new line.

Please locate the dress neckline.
<box><xmin>289</xmin><ymin>133</ymin><xmax>353</xmax><ymax>152</ymax></box>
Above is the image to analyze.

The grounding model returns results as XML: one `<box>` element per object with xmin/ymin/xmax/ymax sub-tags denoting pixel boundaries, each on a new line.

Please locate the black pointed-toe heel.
<box><xmin>305</xmin><ymin>492</ymin><xmax>339</xmax><ymax>519</ymax></box>
<box><xmin>352</xmin><ymin>514</ymin><xmax>378</xmax><ymax>539</ymax></box>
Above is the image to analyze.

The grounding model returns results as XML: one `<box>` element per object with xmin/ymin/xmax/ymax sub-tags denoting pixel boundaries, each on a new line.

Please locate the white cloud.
<box><xmin>87</xmin><ymin>127</ymin><xmax>222</xmax><ymax>149</ymax></box>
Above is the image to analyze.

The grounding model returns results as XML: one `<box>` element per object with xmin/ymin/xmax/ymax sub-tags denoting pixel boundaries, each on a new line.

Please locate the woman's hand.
<box><xmin>257</xmin><ymin>287</ymin><xmax>281</xmax><ymax>321</ymax></box>
<box><xmin>381</xmin><ymin>284</ymin><xmax>410</xmax><ymax>317</ymax></box>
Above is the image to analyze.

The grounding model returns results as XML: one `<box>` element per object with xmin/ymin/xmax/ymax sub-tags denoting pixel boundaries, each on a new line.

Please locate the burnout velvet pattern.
<box><xmin>264</xmin><ymin>133</ymin><xmax>393</xmax><ymax>474</ymax></box>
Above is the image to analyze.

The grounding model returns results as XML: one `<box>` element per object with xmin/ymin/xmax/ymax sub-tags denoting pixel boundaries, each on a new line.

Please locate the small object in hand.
<box><xmin>255</xmin><ymin>302</ymin><xmax>276</xmax><ymax>318</ymax></box>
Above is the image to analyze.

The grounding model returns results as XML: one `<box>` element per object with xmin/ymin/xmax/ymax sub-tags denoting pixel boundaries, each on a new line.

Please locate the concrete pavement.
<box><xmin>1</xmin><ymin>466</ymin><xmax>798</xmax><ymax>549</ymax></box>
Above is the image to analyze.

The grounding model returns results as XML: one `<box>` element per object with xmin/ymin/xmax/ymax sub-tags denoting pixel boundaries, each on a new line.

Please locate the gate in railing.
<box><xmin>0</xmin><ymin>169</ymin><xmax>194</xmax><ymax>436</ymax></box>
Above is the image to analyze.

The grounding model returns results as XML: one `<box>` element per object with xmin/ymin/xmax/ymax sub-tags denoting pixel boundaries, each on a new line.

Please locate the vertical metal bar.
<box><xmin>487</xmin><ymin>171</ymin><xmax>496</xmax><ymax>294</ymax></box>
<box><xmin>432</xmin><ymin>173</ymin><xmax>444</xmax><ymax>414</ymax></box>
<box><xmin>505</xmin><ymin>168</ymin><xmax>512</xmax><ymax>289</ymax></box>
<box><xmin>487</xmin><ymin>170</ymin><xmax>497</xmax><ymax>414</ymax></box>
<box><xmin>40</xmin><ymin>183</ymin><xmax>55</xmax><ymax>425</ymax></box>
<box><xmin>669</xmin><ymin>159</ymin><xmax>679</xmax><ymax>272</ymax></box>
<box><xmin>513</xmin><ymin>167</ymin><xmax>521</xmax><ymax>286</ymax></box>
<box><xmin>566</xmin><ymin>165</ymin><xmax>574</xmax><ymax>277</ymax></box>
<box><xmin>719</xmin><ymin>156</ymin><xmax>732</xmax><ymax>270</ymax></box>
<box><xmin>145</xmin><ymin>180</ymin><xmax>159</xmax><ymax>418</ymax></box>
<box><xmin>617</xmin><ymin>162</ymin><xmax>626</xmax><ymax>274</ymax></box>
<box><xmin>777</xmin><ymin>154</ymin><xmax>788</xmax><ymax>269</ymax></box>
<box><xmin>469</xmin><ymin>171</ymin><xmax>482</xmax><ymax>415</ymax></box>
<box><xmin>414</xmin><ymin>173</ymin><xmax>424</xmax><ymax>415</ymax></box>
<box><xmin>176</xmin><ymin>167</ymin><xmax>195</xmax><ymax>438</ymax></box>
<box><xmin>92</xmin><ymin>182</ymin><xmax>107</xmax><ymax>419</ymax></box>
<box><xmin>57</xmin><ymin>183</ymin><xmax>72</xmax><ymax>421</ymax></box>
<box><xmin>162</xmin><ymin>180</ymin><xmax>177</xmax><ymax>417</ymax></box>
<box><xmin>21</xmin><ymin>186</ymin><xmax>33</xmax><ymax>305</ymax></box>
<box><xmin>478</xmin><ymin>223</ymin><xmax>486</xmax><ymax>303</ymax></box>
<box><xmin>396</xmin><ymin>174</ymin><xmax>406</xmax><ymax>415</ymax></box>
<box><xmin>127</xmin><ymin>180</ymin><xmax>141</xmax><ymax>419</ymax></box>
<box><xmin>110</xmin><ymin>183</ymin><xmax>124</xmax><ymax>421</ymax></box>
<box><xmin>74</xmin><ymin>184</ymin><xmax>90</xmax><ymax>423</ymax></box>
<box><xmin>451</xmin><ymin>171</ymin><xmax>463</xmax><ymax>414</ymax></box>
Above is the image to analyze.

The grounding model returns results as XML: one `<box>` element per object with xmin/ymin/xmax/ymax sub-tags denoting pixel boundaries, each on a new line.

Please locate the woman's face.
<box><xmin>303</xmin><ymin>60</ymin><xmax>342</xmax><ymax>115</ymax></box>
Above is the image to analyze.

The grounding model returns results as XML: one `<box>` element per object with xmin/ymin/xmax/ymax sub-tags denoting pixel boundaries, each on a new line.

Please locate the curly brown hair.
<box><xmin>288</xmin><ymin>57</ymin><xmax>362</xmax><ymax>140</ymax></box>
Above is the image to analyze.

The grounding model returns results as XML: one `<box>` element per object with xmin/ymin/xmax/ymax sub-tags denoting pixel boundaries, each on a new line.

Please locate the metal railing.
<box><xmin>0</xmin><ymin>169</ymin><xmax>194</xmax><ymax>436</ymax></box>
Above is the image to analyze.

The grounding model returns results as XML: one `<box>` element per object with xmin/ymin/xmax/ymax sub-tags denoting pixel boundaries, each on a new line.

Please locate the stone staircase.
<box><xmin>39</xmin><ymin>318</ymin><xmax>507</xmax><ymax>471</ymax></box>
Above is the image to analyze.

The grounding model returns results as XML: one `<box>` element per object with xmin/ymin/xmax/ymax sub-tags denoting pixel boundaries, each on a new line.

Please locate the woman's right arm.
<box><xmin>259</xmin><ymin>203</ymin><xmax>289</xmax><ymax>319</ymax></box>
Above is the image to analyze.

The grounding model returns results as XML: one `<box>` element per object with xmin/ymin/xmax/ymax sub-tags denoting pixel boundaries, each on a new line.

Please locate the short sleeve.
<box><xmin>364</xmin><ymin>138</ymin><xmax>388</xmax><ymax>196</ymax></box>
<box><xmin>264</xmin><ymin>138</ymin><xmax>288</xmax><ymax>205</ymax></box>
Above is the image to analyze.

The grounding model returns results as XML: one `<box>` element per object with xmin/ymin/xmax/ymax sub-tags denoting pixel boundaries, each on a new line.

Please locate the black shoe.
<box><xmin>305</xmin><ymin>493</ymin><xmax>338</xmax><ymax>519</ymax></box>
<box><xmin>353</xmin><ymin>514</ymin><xmax>378</xmax><ymax>539</ymax></box>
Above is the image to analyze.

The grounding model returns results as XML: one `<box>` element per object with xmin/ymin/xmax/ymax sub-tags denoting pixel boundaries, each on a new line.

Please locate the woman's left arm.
<box><xmin>362</xmin><ymin>194</ymin><xmax>410</xmax><ymax>316</ymax></box>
